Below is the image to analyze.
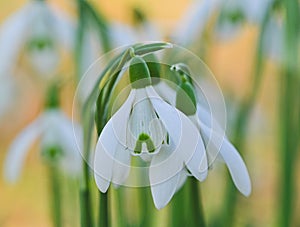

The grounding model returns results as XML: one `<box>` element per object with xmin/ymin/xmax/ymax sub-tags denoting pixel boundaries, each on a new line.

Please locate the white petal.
<box><xmin>127</xmin><ymin>88</ymin><xmax>165</xmax><ymax>153</ymax></box>
<box><xmin>146</xmin><ymin>86</ymin><xmax>200</xmax><ymax>163</ymax></box>
<box><xmin>172</xmin><ymin>0</ymin><xmax>221</xmax><ymax>45</ymax></box>
<box><xmin>153</xmin><ymin>81</ymin><xmax>177</xmax><ymax>106</ymax></box>
<box><xmin>94</xmin><ymin>90</ymin><xmax>135</xmax><ymax>192</ymax></box>
<box><xmin>94</xmin><ymin>120</ymin><xmax>118</xmax><ymax>192</ymax></box>
<box><xmin>146</xmin><ymin>86</ymin><xmax>181</xmax><ymax>143</ymax></box>
<box><xmin>219</xmin><ymin>139</ymin><xmax>251</xmax><ymax>196</ymax></box>
<box><xmin>111</xmin><ymin>144</ymin><xmax>131</xmax><ymax>186</ymax></box>
<box><xmin>48</xmin><ymin>110</ymin><xmax>82</xmax><ymax>176</ymax></box>
<box><xmin>3</xmin><ymin>115</ymin><xmax>45</xmax><ymax>182</ymax></box>
<box><xmin>175</xmin><ymin>169</ymin><xmax>188</xmax><ymax>192</ymax></box>
<box><xmin>0</xmin><ymin>3</ymin><xmax>32</xmax><ymax>75</ymax></box>
<box><xmin>185</xmin><ymin>136</ymin><xmax>208</xmax><ymax>182</ymax></box>
<box><xmin>51</xmin><ymin>8</ymin><xmax>75</xmax><ymax>51</ymax></box>
<box><xmin>150</xmin><ymin>146</ymin><xmax>181</xmax><ymax>209</ymax></box>
<box><xmin>200</xmin><ymin>121</ymin><xmax>251</xmax><ymax>196</ymax></box>
<box><xmin>151</xmin><ymin>173</ymin><xmax>180</xmax><ymax>209</ymax></box>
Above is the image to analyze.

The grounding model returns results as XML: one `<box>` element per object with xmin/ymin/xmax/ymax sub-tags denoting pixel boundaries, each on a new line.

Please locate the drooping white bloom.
<box><xmin>109</xmin><ymin>22</ymin><xmax>162</xmax><ymax>47</ymax></box>
<box><xmin>0</xmin><ymin>0</ymin><xmax>75</xmax><ymax>78</ymax></box>
<box><xmin>172</xmin><ymin>0</ymin><xmax>221</xmax><ymax>46</ymax></box>
<box><xmin>189</xmin><ymin>108</ymin><xmax>251</xmax><ymax>196</ymax></box>
<box><xmin>109</xmin><ymin>8</ymin><xmax>162</xmax><ymax>47</ymax></box>
<box><xmin>94</xmin><ymin>56</ymin><xmax>208</xmax><ymax>209</ymax></box>
<box><xmin>262</xmin><ymin>16</ymin><xmax>284</xmax><ymax>62</ymax></box>
<box><xmin>215</xmin><ymin>0</ymin><xmax>271</xmax><ymax>40</ymax></box>
<box><xmin>165</xmin><ymin>64</ymin><xmax>251</xmax><ymax>196</ymax></box>
<box><xmin>4</xmin><ymin>109</ymin><xmax>82</xmax><ymax>182</ymax></box>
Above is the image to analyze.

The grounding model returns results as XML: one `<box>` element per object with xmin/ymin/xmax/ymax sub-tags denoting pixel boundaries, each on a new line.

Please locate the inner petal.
<box><xmin>127</xmin><ymin>88</ymin><xmax>166</xmax><ymax>155</ymax></box>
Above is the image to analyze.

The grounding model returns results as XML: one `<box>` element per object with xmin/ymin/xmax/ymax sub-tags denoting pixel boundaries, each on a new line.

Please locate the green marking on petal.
<box><xmin>41</xmin><ymin>146</ymin><xmax>63</xmax><ymax>163</ymax></box>
<box><xmin>134</xmin><ymin>133</ymin><xmax>156</xmax><ymax>154</ymax></box>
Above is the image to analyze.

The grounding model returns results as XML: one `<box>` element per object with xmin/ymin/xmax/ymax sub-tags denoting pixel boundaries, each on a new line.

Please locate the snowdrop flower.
<box><xmin>215</xmin><ymin>0</ymin><xmax>270</xmax><ymax>40</ymax></box>
<box><xmin>0</xmin><ymin>0</ymin><xmax>74</xmax><ymax>78</ymax></box>
<box><xmin>169</xmin><ymin>63</ymin><xmax>251</xmax><ymax>196</ymax></box>
<box><xmin>4</xmin><ymin>109</ymin><xmax>82</xmax><ymax>182</ymax></box>
<box><xmin>94</xmin><ymin>55</ymin><xmax>208</xmax><ymax>209</ymax></box>
<box><xmin>172</xmin><ymin>0</ymin><xmax>221</xmax><ymax>46</ymax></box>
<box><xmin>109</xmin><ymin>7</ymin><xmax>162</xmax><ymax>47</ymax></box>
<box><xmin>262</xmin><ymin>12</ymin><xmax>284</xmax><ymax>62</ymax></box>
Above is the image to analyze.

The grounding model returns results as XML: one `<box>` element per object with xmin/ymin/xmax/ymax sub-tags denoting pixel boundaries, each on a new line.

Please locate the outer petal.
<box><xmin>94</xmin><ymin>90</ymin><xmax>135</xmax><ymax>192</ymax></box>
<box><xmin>109</xmin><ymin>23</ymin><xmax>137</xmax><ymax>47</ymax></box>
<box><xmin>111</xmin><ymin>143</ymin><xmax>131</xmax><ymax>186</ymax></box>
<box><xmin>153</xmin><ymin>81</ymin><xmax>177</xmax><ymax>106</ymax></box>
<box><xmin>147</xmin><ymin>86</ymin><xmax>202</xmax><ymax>161</ymax></box>
<box><xmin>150</xmin><ymin>145</ymin><xmax>181</xmax><ymax>209</ymax></box>
<box><xmin>3</xmin><ymin>115</ymin><xmax>45</xmax><ymax>182</ymax></box>
<box><xmin>185</xmin><ymin>137</ymin><xmax>207</xmax><ymax>182</ymax></box>
<box><xmin>175</xmin><ymin>169</ymin><xmax>188</xmax><ymax>192</ymax></box>
<box><xmin>147</xmin><ymin>86</ymin><xmax>204</xmax><ymax>183</ymax></box>
<box><xmin>0</xmin><ymin>3</ymin><xmax>32</xmax><ymax>76</ymax></box>
<box><xmin>51</xmin><ymin>7</ymin><xmax>76</xmax><ymax>51</ymax></box>
<box><xmin>172</xmin><ymin>0</ymin><xmax>221</xmax><ymax>45</ymax></box>
<box><xmin>218</xmin><ymin>138</ymin><xmax>251</xmax><ymax>196</ymax></box>
<box><xmin>200</xmin><ymin>121</ymin><xmax>251</xmax><ymax>196</ymax></box>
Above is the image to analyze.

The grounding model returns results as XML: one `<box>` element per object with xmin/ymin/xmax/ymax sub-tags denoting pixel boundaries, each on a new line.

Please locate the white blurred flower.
<box><xmin>94</xmin><ymin>56</ymin><xmax>207</xmax><ymax>209</ymax></box>
<box><xmin>0</xmin><ymin>0</ymin><xmax>75</xmax><ymax>78</ymax></box>
<box><xmin>4</xmin><ymin>109</ymin><xmax>82</xmax><ymax>182</ymax></box>
<box><xmin>109</xmin><ymin>7</ymin><xmax>162</xmax><ymax>47</ymax></box>
<box><xmin>110</xmin><ymin>22</ymin><xmax>161</xmax><ymax>47</ymax></box>
<box><xmin>262</xmin><ymin>15</ymin><xmax>284</xmax><ymax>62</ymax></box>
<box><xmin>215</xmin><ymin>0</ymin><xmax>271</xmax><ymax>40</ymax></box>
<box><xmin>172</xmin><ymin>0</ymin><xmax>221</xmax><ymax>45</ymax></box>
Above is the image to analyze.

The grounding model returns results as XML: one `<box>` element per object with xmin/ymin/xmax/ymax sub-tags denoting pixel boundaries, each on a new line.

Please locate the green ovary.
<box><xmin>134</xmin><ymin>133</ymin><xmax>156</xmax><ymax>154</ymax></box>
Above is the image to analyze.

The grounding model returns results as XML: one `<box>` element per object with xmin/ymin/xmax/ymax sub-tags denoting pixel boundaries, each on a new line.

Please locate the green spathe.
<box><xmin>176</xmin><ymin>82</ymin><xmax>197</xmax><ymax>116</ymax></box>
<box><xmin>144</xmin><ymin>53</ymin><xmax>161</xmax><ymax>85</ymax></box>
<box><xmin>129</xmin><ymin>56</ymin><xmax>152</xmax><ymax>89</ymax></box>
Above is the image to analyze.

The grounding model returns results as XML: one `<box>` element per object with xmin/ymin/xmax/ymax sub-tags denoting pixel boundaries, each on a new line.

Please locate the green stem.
<box><xmin>189</xmin><ymin>178</ymin><xmax>206</xmax><ymax>227</ymax></box>
<box><xmin>79</xmin><ymin>162</ymin><xmax>94</xmax><ymax>227</ymax></box>
<box><xmin>98</xmin><ymin>192</ymin><xmax>109</xmax><ymax>227</ymax></box>
<box><xmin>170</xmin><ymin>182</ymin><xmax>188</xmax><ymax>227</ymax></box>
<box><xmin>49</xmin><ymin>165</ymin><xmax>63</xmax><ymax>227</ymax></box>
<box><xmin>139</xmin><ymin>187</ymin><xmax>153</xmax><ymax>227</ymax></box>
<box><xmin>116</xmin><ymin>189</ymin><xmax>125</xmax><ymax>227</ymax></box>
<box><xmin>279</xmin><ymin>0</ymin><xmax>299</xmax><ymax>226</ymax></box>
